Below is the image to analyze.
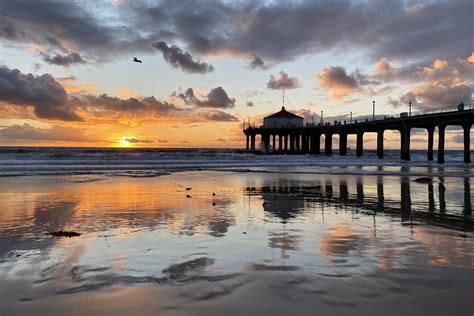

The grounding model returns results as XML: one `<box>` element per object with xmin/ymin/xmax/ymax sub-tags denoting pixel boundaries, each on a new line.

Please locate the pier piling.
<box><xmin>356</xmin><ymin>132</ymin><xmax>364</xmax><ymax>157</ymax></box>
<box><xmin>325</xmin><ymin>133</ymin><xmax>332</xmax><ymax>155</ymax></box>
<box><xmin>463</xmin><ymin>124</ymin><xmax>471</xmax><ymax>163</ymax></box>
<box><xmin>377</xmin><ymin>130</ymin><xmax>384</xmax><ymax>159</ymax></box>
<box><xmin>427</xmin><ymin>126</ymin><xmax>435</xmax><ymax>161</ymax></box>
<box><xmin>339</xmin><ymin>133</ymin><xmax>348</xmax><ymax>156</ymax></box>
<box><xmin>438</xmin><ymin>124</ymin><xmax>446</xmax><ymax>163</ymax></box>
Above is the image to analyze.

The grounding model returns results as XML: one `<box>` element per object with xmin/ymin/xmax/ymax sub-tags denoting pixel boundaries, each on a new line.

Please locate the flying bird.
<box><xmin>132</xmin><ymin>57</ymin><xmax>142</xmax><ymax>63</ymax></box>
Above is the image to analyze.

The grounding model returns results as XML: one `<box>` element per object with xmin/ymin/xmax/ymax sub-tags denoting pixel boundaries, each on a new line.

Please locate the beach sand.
<box><xmin>0</xmin><ymin>171</ymin><xmax>472</xmax><ymax>315</ymax></box>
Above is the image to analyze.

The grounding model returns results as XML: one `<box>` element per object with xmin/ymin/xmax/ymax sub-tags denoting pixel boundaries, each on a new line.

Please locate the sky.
<box><xmin>0</xmin><ymin>0</ymin><xmax>472</xmax><ymax>148</ymax></box>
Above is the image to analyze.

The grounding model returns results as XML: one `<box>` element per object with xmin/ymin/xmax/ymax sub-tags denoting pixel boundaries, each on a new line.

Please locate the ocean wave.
<box><xmin>0</xmin><ymin>147</ymin><xmax>471</xmax><ymax>178</ymax></box>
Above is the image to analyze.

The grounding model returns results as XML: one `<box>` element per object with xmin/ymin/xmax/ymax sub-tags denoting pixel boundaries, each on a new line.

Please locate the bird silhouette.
<box><xmin>132</xmin><ymin>57</ymin><xmax>142</xmax><ymax>63</ymax></box>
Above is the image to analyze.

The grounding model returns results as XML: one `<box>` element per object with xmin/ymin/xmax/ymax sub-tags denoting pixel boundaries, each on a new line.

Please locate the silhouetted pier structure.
<box><xmin>244</xmin><ymin>105</ymin><xmax>474</xmax><ymax>163</ymax></box>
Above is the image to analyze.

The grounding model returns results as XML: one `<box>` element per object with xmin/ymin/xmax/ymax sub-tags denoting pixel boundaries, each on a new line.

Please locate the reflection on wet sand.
<box><xmin>0</xmin><ymin>172</ymin><xmax>472</xmax><ymax>315</ymax></box>
<box><xmin>249</xmin><ymin>175</ymin><xmax>472</xmax><ymax>231</ymax></box>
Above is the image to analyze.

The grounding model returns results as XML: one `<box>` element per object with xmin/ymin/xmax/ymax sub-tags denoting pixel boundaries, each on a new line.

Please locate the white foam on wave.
<box><xmin>0</xmin><ymin>148</ymin><xmax>471</xmax><ymax>178</ymax></box>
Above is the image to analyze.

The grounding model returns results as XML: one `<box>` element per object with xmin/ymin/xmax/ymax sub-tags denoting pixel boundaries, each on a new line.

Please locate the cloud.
<box><xmin>69</xmin><ymin>93</ymin><xmax>180</xmax><ymax>123</ymax></box>
<box><xmin>384</xmin><ymin>55</ymin><xmax>474</xmax><ymax>109</ymax></box>
<box><xmin>0</xmin><ymin>66</ymin><xmax>81</xmax><ymax>121</ymax></box>
<box><xmin>0</xmin><ymin>123</ymin><xmax>98</xmax><ymax>142</ymax></box>
<box><xmin>174</xmin><ymin>87</ymin><xmax>236</xmax><ymax>108</ymax></box>
<box><xmin>124</xmin><ymin>137</ymin><xmax>153</xmax><ymax>144</ymax></box>
<box><xmin>295</xmin><ymin>109</ymin><xmax>320</xmax><ymax>123</ymax></box>
<box><xmin>41</xmin><ymin>51</ymin><xmax>86</xmax><ymax>66</ymax></box>
<box><xmin>32</xmin><ymin>63</ymin><xmax>41</xmax><ymax>71</ymax></box>
<box><xmin>152</xmin><ymin>41</ymin><xmax>214</xmax><ymax>74</ymax></box>
<box><xmin>201</xmin><ymin>110</ymin><xmax>239</xmax><ymax>122</ymax></box>
<box><xmin>55</xmin><ymin>75</ymin><xmax>78</xmax><ymax>83</ymax></box>
<box><xmin>247</xmin><ymin>54</ymin><xmax>267</xmax><ymax>70</ymax></box>
<box><xmin>246</xmin><ymin>101</ymin><xmax>254</xmax><ymax>107</ymax></box>
<box><xmin>401</xmin><ymin>80</ymin><xmax>472</xmax><ymax>109</ymax></box>
<box><xmin>0</xmin><ymin>0</ymin><xmax>154</xmax><ymax>62</ymax></box>
<box><xmin>267</xmin><ymin>71</ymin><xmax>300</xmax><ymax>90</ymax></box>
<box><xmin>0</xmin><ymin>67</ymin><xmax>240</xmax><ymax>125</ymax></box>
<box><xmin>0</xmin><ymin>0</ymin><xmax>471</xmax><ymax>67</ymax></box>
<box><xmin>245</xmin><ymin>90</ymin><xmax>264</xmax><ymax>98</ymax></box>
<box><xmin>128</xmin><ymin>0</ymin><xmax>472</xmax><ymax>63</ymax></box>
<box><xmin>376</xmin><ymin>58</ymin><xmax>397</xmax><ymax>80</ymax></box>
<box><xmin>316</xmin><ymin>66</ymin><xmax>359</xmax><ymax>98</ymax></box>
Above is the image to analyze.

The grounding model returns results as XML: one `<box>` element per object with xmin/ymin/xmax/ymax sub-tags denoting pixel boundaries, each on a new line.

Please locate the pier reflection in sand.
<box><xmin>0</xmin><ymin>172</ymin><xmax>472</xmax><ymax>315</ymax></box>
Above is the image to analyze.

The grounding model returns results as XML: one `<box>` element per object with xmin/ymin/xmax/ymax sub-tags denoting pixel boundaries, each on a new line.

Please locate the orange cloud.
<box><xmin>316</xmin><ymin>66</ymin><xmax>358</xmax><ymax>99</ymax></box>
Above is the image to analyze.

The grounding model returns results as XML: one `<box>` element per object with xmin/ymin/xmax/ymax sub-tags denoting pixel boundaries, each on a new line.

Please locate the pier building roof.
<box><xmin>265</xmin><ymin>107</ymin><xmax>302</xmax><ymax>120</ymax></box>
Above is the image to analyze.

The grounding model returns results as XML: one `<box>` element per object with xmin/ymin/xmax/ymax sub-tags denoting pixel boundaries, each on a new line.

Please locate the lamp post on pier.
<box><xmin>372</xmin><ymin>101</ymin><xmax>375</xmax><ymax>121</ymax></box>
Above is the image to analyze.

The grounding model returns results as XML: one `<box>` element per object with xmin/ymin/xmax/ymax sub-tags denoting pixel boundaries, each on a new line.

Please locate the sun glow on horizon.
<box><xmin>117</xmin><ymin>137</ymin><xmax>134</xmax><ymax>148</ymax></box>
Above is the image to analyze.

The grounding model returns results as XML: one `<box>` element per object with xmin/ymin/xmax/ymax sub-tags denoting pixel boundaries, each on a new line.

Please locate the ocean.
<box><xmin>0</xmin><ymin>147</ymin><xmax>471</xmax><ymax>178</ymax></box>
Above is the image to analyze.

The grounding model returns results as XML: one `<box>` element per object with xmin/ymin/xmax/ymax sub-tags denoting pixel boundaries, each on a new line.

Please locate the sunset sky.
<box><xmin>0</xmin><ymin>0</ymin><xmax>472</xmax><ymax>148</ymax></box>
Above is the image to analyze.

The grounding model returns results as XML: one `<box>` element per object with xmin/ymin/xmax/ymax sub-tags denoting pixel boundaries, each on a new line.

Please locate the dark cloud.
<box><xmin>202</xmin><ymin>110</ymin><xmax>239</xmax><ymax>122</ymax></box>
<box><xmin>267</xmin><ymin>71</ymin><xmax>300</xmax><ymax>90</ymax></box>
<box><xmin>55</xmin><ymin>75</ymin><xmax>78</xmax><ymax>83</ymax></box>
<box><xmin>152</xmin><ymin>41</ymin><xmax>214</xmax><ymax>73</ymax></box>
<box><xmin>0</xmin><ymin>123</ymin><xmax>97</xmax><ymax>142</ymax></box>
<box><xmin>0</xmin><ymin>66</ymin><xmax>81</xmax><ymax>121</ymax></box>
<box><xmin>174</xmin><ymin>87</ymin><xmax>236</xmax><ymax>108</ymax></box>
<box><xmin>248</xmin><ymin>54</ymin><xmax>267</xmax><ymax>70</ymax></box>
<box><xmin>70</xmin><ymin>93</ymin><xmax>179</xmax><ymax>113</ymax></box>
<box><xmin>124</xmin><ymin>137</ymin><xmax>154</xmax><ymax>144</ymax></box>
<box><xmin>0</xmin><ymin>0</ymin><xmax>471</xmax><ymax>66</ymax></box>
<box><xmin>41</xmin><ymin>51</ymin><xmax>86</xmax><ymax>66</ymax></box>
<box><xmin>129</xmin><ymin>0</ymin><xmax>471</xmax><ymax>63</ymax></box>
<box><xmin>246</xmin><ymin>101</ymin><xmax>254</xmax><ymax>107</ymax></box>
<box><xmin>32</xmin><ymin>62</ymin><xmax>41</xmax><ymax>71</ymax></box>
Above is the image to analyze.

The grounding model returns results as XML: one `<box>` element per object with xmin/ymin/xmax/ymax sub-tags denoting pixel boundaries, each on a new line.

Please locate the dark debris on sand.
<box><xmin>49</xmin><ymin>230</ymin><xmax>81</xmax><ymax>238</ymax></box>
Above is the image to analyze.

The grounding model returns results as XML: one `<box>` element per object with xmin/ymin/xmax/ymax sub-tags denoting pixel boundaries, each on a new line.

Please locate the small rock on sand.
<box><xmin>414</xmin><ymin>177</ymin><xmax>432</xmax><ymax>183</ymax></box>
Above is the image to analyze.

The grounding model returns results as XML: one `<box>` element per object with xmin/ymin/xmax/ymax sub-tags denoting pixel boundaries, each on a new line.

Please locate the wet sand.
<box><xmin>0</xmin><ymin>171</ymin><xmax>472</xmax><ymax>315</ymax></box>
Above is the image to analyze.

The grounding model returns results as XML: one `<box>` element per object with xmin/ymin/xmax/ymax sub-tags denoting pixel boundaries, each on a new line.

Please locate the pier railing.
<box><xmin>244</xmin><ymin>103</ymin><xmax>474</xmax><ymax>129</ymax></box>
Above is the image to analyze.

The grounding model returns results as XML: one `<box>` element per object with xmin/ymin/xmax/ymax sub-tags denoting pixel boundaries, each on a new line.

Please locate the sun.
<box><xmin>117</xmin><ymin>137</ymin><xmax>133</xmax><ymax>148</ymax></box>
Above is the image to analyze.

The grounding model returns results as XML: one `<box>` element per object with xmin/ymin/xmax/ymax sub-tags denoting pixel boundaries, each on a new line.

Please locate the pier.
<box><xmin>243</xmin><ymin>105</ymin><xmax>474</xmax><ymax>163</ymax></box>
